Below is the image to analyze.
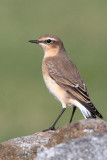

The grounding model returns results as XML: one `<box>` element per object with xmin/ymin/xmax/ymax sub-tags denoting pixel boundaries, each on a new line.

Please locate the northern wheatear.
<box><xmin>29</xmin><ymin>35</ymin><xmax>103</xmax><ymax>131</ymax></box>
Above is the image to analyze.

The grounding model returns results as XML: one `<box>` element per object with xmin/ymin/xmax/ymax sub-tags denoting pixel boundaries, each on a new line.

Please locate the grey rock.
<box><xmin>0</xmin><ymin>119</ymin><xmax>106</xmax><ymax>160</ymax></box>
<box><xmin>35</xmin><ymin>133</ymin><xmax>107</xmax><ymax>160</ymax></box>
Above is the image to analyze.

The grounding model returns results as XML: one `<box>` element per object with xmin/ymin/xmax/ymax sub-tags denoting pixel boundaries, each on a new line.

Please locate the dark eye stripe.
<box><xmin>47</xmin><ymin>39</ymin><xmax>52</xmax><ymax>43</ymax></box>
<box><xmin>44</xmin><ymin>39</ymin><xmax>53</xmax><ymax>44</ymax></box>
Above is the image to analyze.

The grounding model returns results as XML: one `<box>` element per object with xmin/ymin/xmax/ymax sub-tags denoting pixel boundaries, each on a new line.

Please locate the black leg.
<box><xmin>69</xmin><ymin>106</ymin><xmax>76</xmax><ymax>123</ymax></box>
<box><xmin>42</xmin><ymin>108</ymin><xmax>66</xmax><ymax>132</ymax></box>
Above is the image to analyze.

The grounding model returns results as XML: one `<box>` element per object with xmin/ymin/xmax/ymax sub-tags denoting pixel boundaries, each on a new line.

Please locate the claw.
<box><xmin>42</xmin><ymin>126</ymin><xmax>56</xmax><ymax>132</ymax></box>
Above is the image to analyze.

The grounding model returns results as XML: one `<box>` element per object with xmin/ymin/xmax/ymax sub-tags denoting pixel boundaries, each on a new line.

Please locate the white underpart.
<box><xmin>43</xmin><ymin>76</ymin><xmax>67</xmax><ymax>108</ymax></box>
<box><xmin>70</xmin><ymin>99</ymin><xmax>91</xmax><ymax>118</ymax></box>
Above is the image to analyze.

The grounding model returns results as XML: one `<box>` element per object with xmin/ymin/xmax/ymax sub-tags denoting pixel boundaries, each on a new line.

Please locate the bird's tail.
<box><xmin>80</xmin><ymin>101</ymin><xmax>103</xmax><ymax>119</ymax></box>
<box><xmin>75</xmin><ymin>100</ymin><xmax>103</xmax><ymax>119</ymax></box>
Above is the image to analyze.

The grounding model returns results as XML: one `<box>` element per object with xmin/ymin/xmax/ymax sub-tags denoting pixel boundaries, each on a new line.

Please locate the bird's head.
<box><xmin>29</xmin><ymin>35</ymin><xmax>65</xmax><ymax>57</ymax></box>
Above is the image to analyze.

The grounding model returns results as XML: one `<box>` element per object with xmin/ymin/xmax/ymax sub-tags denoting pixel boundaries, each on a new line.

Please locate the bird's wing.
<box><xmin>45</xmin><ymin>60</ymin><xmax>103</xmax><ymax>119</ymax></box>
<box><xmin>46</xmin><ymin>61</ymin><xmax>90</xmax><ymax>103</ymax></box>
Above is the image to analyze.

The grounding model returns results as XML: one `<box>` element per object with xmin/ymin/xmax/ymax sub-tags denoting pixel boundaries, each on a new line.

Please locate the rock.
<box><xmin>35</xmin><ymin>133</ymin><xmax>107</xmax><ymax>160</ymax></box>
<box><xmin>0</xmin><ymin>119</ymin><xmax>107</xmax><ymax>160</ymax></box>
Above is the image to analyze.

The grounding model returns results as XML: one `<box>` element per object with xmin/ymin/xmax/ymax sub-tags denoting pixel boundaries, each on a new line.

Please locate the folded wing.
<box><xmin>46</xmin><ymin>60</ymin><xmax>103</xmax><ymax>119</ymax></box>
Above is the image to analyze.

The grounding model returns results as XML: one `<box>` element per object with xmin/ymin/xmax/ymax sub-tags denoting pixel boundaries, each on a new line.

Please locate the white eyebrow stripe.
<box><xmin>44</xmin><ymin>38</ymin><xmax>56</xmax><ymax>41</ymax></box>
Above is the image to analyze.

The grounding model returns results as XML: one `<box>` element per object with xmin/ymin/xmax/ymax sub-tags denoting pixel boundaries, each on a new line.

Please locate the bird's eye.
<box><xmin>46</xmin><ymin>39</ymin><xmax>52</xmax><ymax>44</ymax></box>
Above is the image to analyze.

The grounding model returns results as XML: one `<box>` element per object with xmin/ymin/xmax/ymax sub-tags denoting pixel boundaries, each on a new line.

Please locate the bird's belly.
<box><xmin>43</xmin><ymin>74</ymin><xmax>68</xmax><ymax>106</ymax></box>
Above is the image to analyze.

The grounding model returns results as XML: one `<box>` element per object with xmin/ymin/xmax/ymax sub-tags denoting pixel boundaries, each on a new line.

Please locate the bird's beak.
<box><xmin>29</xmin><ymin>40</ymin><xmax>39</xmax><ymax>44</ymax></box>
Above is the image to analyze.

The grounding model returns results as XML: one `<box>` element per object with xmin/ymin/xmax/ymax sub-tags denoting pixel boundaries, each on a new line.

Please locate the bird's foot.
<box><xmin>42</xmin><ymin>126</ymin><xmax>56</xmax><ymax>132</ymax></box>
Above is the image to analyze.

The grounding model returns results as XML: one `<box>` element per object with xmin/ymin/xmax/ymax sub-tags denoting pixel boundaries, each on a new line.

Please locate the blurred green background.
<box><xmin>0</xmin><ymin>0</ymin><xmax>107</xmax><ymax>142</ymax></box>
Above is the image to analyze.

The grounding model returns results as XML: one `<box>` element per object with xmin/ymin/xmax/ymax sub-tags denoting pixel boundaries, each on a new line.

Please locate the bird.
<box><xmin>29</xmin><ymin>35</ymin><xmax>103</xmax><ymax>131</ymax></box>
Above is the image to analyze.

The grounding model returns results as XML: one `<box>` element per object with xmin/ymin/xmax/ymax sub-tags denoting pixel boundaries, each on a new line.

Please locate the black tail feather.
<box><xmin>80</xmin><ymin>101</ymin><xmax>103</xmax><ymax>119</ymax></box>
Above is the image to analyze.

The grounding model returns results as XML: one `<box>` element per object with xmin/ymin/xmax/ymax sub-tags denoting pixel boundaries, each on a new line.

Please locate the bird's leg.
<box><xmin>69</xmin><ymin>106</ymin><xmax>76</xmax><ymax>123</ymax></box>
<box><xmin>42</xmin><ymin>108</ymin><xmax>66</xmax><ymax>132</ymax></box>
